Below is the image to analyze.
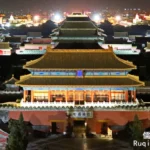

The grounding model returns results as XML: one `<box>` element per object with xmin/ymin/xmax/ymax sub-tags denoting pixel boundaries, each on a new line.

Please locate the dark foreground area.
<box><xmin>27</xmin><ymin>136</ymin><xmax>133</xmax><ymax>150</ymax></box>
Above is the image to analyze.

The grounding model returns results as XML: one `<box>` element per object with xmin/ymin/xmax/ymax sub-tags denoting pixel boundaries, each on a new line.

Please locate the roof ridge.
<box><xmin>60</xmin><ymin>28</ymin><xmax>97</xmax><ymax>30</ymax></box>
<box><xmin>113</xmin><ymin>52</ymin><xmax>136</xmax><ymax>68</ymax></box>
<box><xmin>50</xmin><ymin>49</ymin><xmax>112</xmax><ymax>52</ymax></box>
<box><xmin>64</xmin><ymin>21</ymin><xmax>94</xmax><ymax>22</ymax></box>
<box><xmin>4</xmin><ymin>75</ymin><xmax>18</xmax><ymax>84</ymax></box>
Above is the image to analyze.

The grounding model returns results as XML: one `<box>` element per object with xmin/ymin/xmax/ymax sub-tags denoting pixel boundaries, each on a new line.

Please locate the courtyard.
<box><xmin>27</xmin><ymin>136</ymin><xmax>133</xmax><ymax>150</ymax></box>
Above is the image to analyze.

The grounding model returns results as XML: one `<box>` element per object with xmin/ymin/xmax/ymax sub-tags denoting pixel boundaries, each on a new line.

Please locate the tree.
<box><xmin>129</xmin><ymin>114</ymin><xmax>144</xmax><ymax>150</ymax></box>
<box><xmin>6</xmin><ymin>113</ymin><xmax>28</xmax><ymax>150</ymax></box>
<box><xmin>6</xmin><ymin>120</ymin><xmax>20</xmax><ymax>150</ymax></box>
<box><xmin>41</xmin><ymin>20</ymin><xmax>57</xmax><ymax>37</ymax></box>
<box><xmin>66</xmin><ymin>114</ymin><xmax>73</xmax><ymax>137</ymax></box>
<box><xmin>18</xmin><ymin>113</ymin><xmax>28</xmax><ymax>150</ymax></box>
<box><xmin>99</xmin><ymin>20</ymin><xmax>113</xmax><ymax>35</ymax></box>
<box><xmin>66</xmin><ymin>108</ymin><xmax>73</xmax><ymax>137</ymax></box>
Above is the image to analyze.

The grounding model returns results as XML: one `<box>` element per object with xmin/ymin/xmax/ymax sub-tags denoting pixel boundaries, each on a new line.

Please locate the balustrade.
<box><xmin>20</xmin><ymin>99</ymin><xmax>139</xmax><ymax>108</ymax></box>
<box><xmin>21</xmin><ymin>101</ymin><xmax>75</xmax><ymax>108</ymax></box>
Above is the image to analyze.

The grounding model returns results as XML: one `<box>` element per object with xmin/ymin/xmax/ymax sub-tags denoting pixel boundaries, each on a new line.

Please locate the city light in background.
<box><xmin>9</xmin><ymin>15</ymin><xmax>14</xmax><ymax>22</ymax></box>
<box><xmin>34</xmin><ymin>15</ymin><xmax>40</xmax><ymax>22</ymax></box>
<box><xmin>51</xmin><ymin>13</ymin><xmax>65</xmax><ymax>24</ymax></box>
<box><xmin>0</xmin><ymin>8</ymin><xmax>149</xmax><ymax>28</ymax></box>
<box><xmin>33</xmin><ymin>15</ymin><xmax>40</xmax><ymax>26</ymax></box>
<box><xmin>90</xmin><ymin>13</ymin><xmax>102</xmax><ymax>24</ymax></box>
<box><xmin>115</xmin><ymin>15</ymin><xmax>121</xmax><ymax>22</ymax></box>
<box><xmin>5</xmin><ymin>22</ymin><xmax>11</xmax><ymax>27</ymax></box>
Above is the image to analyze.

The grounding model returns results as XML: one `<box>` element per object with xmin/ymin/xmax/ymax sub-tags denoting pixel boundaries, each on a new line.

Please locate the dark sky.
<box><xmin>0</xmin><ymin>0</ymin><xmax>150</xmax><ymax>12</ymax></box>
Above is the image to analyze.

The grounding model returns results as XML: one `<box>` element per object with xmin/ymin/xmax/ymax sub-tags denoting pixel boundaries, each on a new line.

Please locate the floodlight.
<box><xmin>93</xmin><ymin>14</ymin><xmax>101</xmax><ymax>23</ymax></box>
<box><xmin>115</xmin><ymin>15</ymin><xmax>121</xmax><ymax>21</ymax></box>
<box><xmin>34</xmin><ymin>15</ymin><xmax>40</xmax><ymax>21</ymax></box>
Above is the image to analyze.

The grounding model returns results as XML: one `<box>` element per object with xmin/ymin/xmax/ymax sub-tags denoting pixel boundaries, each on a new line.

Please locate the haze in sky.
<box><xmin>0</xmin><ymin>0</ymin><xmax>149</xmax><ymax>11</ymax></box>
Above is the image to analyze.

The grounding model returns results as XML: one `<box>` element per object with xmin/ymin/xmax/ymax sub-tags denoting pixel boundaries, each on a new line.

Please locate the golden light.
<box><xmin>115</xmin><ymin>15</ymin><xmax>121</xmax><ymax>22</ymax></box>
<box><xmin>34</xmin><ymin>15</ymin><xmax>40</xmax><ymax>22</ymax></box>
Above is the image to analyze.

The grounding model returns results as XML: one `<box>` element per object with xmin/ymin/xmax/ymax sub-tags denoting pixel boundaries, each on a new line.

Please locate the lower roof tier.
<box><xmin>16</xmin><ymin>74</ymin><xmax>144</xmax><ymax>87</ymax></box>
<box><xmin>24</xmin><ymin>48</ymin><xmax>135</xmax><ymax>70</ymax></box>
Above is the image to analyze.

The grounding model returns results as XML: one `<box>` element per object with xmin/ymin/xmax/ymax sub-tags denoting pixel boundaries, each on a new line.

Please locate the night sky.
<box><xmin>0</xmin><ymin>0</ymin><xmax>150</xmax><ymax>12</ymax></box>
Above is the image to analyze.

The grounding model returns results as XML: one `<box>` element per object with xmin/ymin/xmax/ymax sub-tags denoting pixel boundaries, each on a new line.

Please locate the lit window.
<box><xmin>110</xmin><ymin>72</ymin><xmax>126</xmax><ymax>76</ymax></box>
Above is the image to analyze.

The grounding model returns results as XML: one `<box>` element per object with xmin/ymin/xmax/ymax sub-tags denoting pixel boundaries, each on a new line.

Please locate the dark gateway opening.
<box><xmin>73</xmin><ymin>120</ymin><xmax>85</xmax><ymax>127</ymax></box>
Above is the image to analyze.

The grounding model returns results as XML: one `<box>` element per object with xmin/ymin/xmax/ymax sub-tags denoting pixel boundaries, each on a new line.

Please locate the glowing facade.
<box><xmin>17</xmin><ymin>46</ymin><xmax>143</xmax><ymax>105</ymax></box>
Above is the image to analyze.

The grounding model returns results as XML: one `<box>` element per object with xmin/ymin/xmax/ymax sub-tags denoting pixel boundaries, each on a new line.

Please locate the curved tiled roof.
<box><xmin>0</xmin><ymin>42</ymin><xmax>10</xmax><ymax>49</ymax></box>
<box><xmin>66</xmin><ymin>16</ymin><xmax>91</xmax><ymax>21</ymax></box>
<box><xmin>16</xmin><ymin>74</ymin><xmax>144</xmax><ymax>87</ymax></box>
<box><xmin>61</xmin><ymin>21</ymin><xmax>97</xmax><ymax>29</ymax></box>
<box><xmin>24</xmin><ymin>47</ymin><xmax>136</xmax><ymax>70</ymax></box>
<box><xmin>59</xmin><ymin>29</ymin><xmax>98</xmax><ymax>36</ymax></box>
<box><xmin>4</xmin><ymin>75</ymin><xmax>18</xmax><ymax>84</ymax></box>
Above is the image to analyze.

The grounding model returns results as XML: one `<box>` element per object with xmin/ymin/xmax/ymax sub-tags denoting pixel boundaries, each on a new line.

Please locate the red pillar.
<box><xmin>91</xmin><ymin>91</ymin><xmax>94</xmax><ymax>102</ymax></box>
<box><xmin>108</xmin><ymin>90</ymin><xmax>111</xmax><ymax>102</ymax></box>
<box><xmin>125</xmin><ymin>91</ymin><xmax>128</xmax><ymax>102</ymax></box>
<box><xmin>73</xmin><ymin>91</ymin><xmax>75</xmax><ymax>101</ymax></box>
<box><xmin>48</xmin><ymin>91</ymin><xmax>51</xmax><ymax>102</ymax></box>
<box><xmin>23</xmin><ymin>90</ymin><xmax>27</xmax><ymax>102</ymax></box>
<box><xmin>84</xmin><ymin>91</ymin><xmax>86</xmax><ymax>101</ymax></box>
<box><xmin>66</xmin><ymin>91</ymin><xmax>68</xmax><ymax>102</ymax></box>
<box><xmin>31</xmin><ymin>90</ymin><xmax>34</xmax><ymax>102</ymax></box>
<box><xmin>134</xmin><ymin>90</ymin><xmax>136</xmax><ymax>102</ymax></box>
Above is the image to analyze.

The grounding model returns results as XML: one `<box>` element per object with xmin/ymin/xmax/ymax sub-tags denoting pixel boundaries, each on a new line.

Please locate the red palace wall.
<box><xmin>9</xmin><ymin>110</ymin><xmax>150</xmax><ymax>133</ymax></box>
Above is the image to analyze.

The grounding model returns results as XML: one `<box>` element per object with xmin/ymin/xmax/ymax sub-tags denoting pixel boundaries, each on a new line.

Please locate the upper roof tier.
<box><xmin>59</xmin><ymin>29</ymin><xmax>100</xmax><ymax>37</ymax></box>
<box><xmin>66</xmin><ymin>16</ymin><xmax>91</xmax><ymax>21</ymax></box>
<box><xmin>51</xmin><ymin>14</ymin><xmax>106</xmax><ymax>44</ymax></box>
<box><xmin>60</xmin><ymin>21</ymin><xmax>98</xmax><ymax>29</ymax></box>
<box><xmin>24</xmin><ymin>47</ymin><xmax>136</xmax><ymax>70</ymax></box>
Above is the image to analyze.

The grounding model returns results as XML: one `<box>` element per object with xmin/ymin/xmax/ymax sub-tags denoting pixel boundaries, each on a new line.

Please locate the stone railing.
<box><xmin>20</xmin><ymin>100</ymin><xmax>139</xmax><ymax>108</ymax></box>
<box><xmin>20</xmin><ymin>101</ymin><xmax>75</xmax><ymax>108</ymax></box>
<box><xmin>84</xmin><ymin>101</ymin><xmax>139</xmax><ymax>107</ymax></box>
<box><xmin>0</xmin><ymin>91</ymin><xmax>23</xmax><ymax>94</ymax></box>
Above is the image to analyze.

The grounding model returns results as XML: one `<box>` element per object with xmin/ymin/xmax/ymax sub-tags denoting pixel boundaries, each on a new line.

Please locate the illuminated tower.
<box><xmin>51</xmin><ymin>13</ymin><xmax>106</xmax><ymax>47</ymax></box>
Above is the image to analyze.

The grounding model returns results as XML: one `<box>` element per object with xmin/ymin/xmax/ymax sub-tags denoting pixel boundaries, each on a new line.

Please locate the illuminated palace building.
<box><xmin>9</xmin><ymin>13</ymin><xmax>150</xmax><ymax>134</ymax></box>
